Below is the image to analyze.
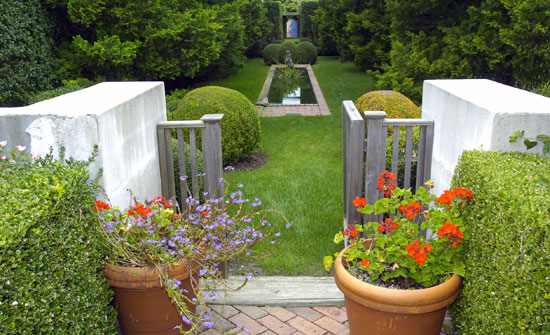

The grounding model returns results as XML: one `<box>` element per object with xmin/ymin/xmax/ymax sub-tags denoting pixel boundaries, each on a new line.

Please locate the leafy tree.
<box><xmin>240</xmin><ymin>0</ymin><xmax>273</xmax><ymax>57</ymax></box>
<box><xmin>54</xmin><ymin>1</ymin><xmax>246</xmax><ymax>82</ymax></box>
<box><xmin>281</xmin><ymin>0</ymin><xmax>302</xmax><ymax>12</ymax></box>
<box><xmin>312</xmin><ymin>0</ymin><xmax>390</xmax><ymax>63</ymax></box>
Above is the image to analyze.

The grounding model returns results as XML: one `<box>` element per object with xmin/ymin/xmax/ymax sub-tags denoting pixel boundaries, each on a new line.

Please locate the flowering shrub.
<box><xmin>94</xmin><ymin>168</ymin><xmax>291</xmax><ymax>333</ymax></box>
<box><xmin>324</xmin><ymin>171</ymin><xmax>472</xmax><ymax>289</ymax></box>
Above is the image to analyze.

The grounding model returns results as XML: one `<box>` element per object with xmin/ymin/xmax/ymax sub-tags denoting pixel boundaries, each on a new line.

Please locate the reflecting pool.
<box><xmin>267</xmin><ymin>68</ymin><xmax>317</xmax><ymax>105</ymax></box>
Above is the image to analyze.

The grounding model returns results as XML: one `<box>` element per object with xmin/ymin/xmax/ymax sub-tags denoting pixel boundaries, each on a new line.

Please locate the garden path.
<box><xmin>198</xmin><ymin>276</ymin><xmax>452</xmax><ymax>335</ymax></box>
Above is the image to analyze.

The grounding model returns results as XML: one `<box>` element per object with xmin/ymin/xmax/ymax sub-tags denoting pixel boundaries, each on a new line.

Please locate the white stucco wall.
<box><xmin>0</xmin><ymin>82</ymin><xmax>166</xmax><ymax>208</ymax></box>
<box><xmin>422</xmin><ymin>79</ymin><xmax>550</xmax><ymax>196</ymax></box>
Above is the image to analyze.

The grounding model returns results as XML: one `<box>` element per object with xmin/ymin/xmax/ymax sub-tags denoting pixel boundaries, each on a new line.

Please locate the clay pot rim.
<box><xmin>104</xmin><ymin>260</ymin><xmax>201</xmax><ymax>289</ymax></box>
<box><xmin>334</xmin><ymin>241</ymin><xmax>462</xmax><ymax>314</ymax></box>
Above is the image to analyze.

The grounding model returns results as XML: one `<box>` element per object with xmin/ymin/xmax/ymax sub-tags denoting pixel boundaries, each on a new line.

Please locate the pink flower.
<box><xmin>0</xmin><ymin>141</ymin><xmax>6</xmax><ymax>147</ymax></box>
<box><xmin>15</xmin><ymin>145</ymin><xmax>26</xmax><ymax>152</ymax></box>
<box><xmin>32</xmin><ymin>152</ymin><xmax>42</xmax><ymax>159</ymax></box>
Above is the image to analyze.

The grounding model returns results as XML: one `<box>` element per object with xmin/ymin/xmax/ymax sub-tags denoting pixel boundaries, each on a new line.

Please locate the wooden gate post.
<box><xmin>200</xmin><ymin>114</ymin><xmax>224</xmax><ymax>200</ymax></box>
<box><xmin>364</xmin><ymin>111</ymin><xmax>387</xmax><ymax>223</ymax></box>
<box><xmin>342</xmin><ymin>101</ymin><xmax>365</xmax><ymax>230</ymax></box>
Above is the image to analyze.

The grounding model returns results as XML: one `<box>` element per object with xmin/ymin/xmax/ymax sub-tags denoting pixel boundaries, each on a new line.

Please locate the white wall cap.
<box><xmin>424</xmin><ymin>79</ymin><xmax>550</xmax><ymax>115</ymax></box>
<box><xmin>19</xmin><ymin>82</ymin><xmax>163</xmax><ymax>117</ymax></box>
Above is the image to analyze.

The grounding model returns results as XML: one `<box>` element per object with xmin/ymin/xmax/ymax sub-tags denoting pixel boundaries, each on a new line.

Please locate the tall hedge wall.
<box><xmin>450</xmin><ymin>150</ymin><xmax>549</xmax><ymax>334</ymax></box>
<box><xmin>0</xmin><ymin>0</ymin><xmax>56</xmax><ymax>107</ymax></box>
<box><xmin>299</xmin><ymin>1</ymin><xmax>318</xmax><ymax>40</ymax></box>
<box><xmin>265</xmin><ymin>1</ymin><xmax>283</xmax><ymax>42</ymax></box>
<box><xmin>0</xmin><ymin>149</ymin><xmax>118</xmax><ymax>334</ymax></box>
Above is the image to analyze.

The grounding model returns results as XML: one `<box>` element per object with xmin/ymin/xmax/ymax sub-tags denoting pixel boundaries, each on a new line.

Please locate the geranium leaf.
<box><xmin>452</xmin><ymin>262</ymin><xmax>465</xmax><ymax>277</ymax></box>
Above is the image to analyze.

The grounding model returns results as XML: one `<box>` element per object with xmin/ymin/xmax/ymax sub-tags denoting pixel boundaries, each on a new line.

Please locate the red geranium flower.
<box><xmin>95</xmin><ymin>200</ymin><xmax>110</xmax><ymax>212</ymax></box>
<box><xmin>353</xmin><ymin>196</ymin><xmax>366</xmax><ymax>207</ymax></box>
<box><xmin>377</xmin><ymin>171</ymin><xmax>397</xmax><ymax>197</ymax></box>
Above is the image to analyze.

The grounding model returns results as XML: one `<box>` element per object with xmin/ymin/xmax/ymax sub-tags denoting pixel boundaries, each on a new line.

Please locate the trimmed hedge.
<box><xmin>299</xmin><ymin>1</ymin><xmax>319</xmax><ymax>40</ymax></box>
<box><xmin>175</xmin><ymin>86</ymin><xmax>261</xmax><ymax>165</ymax></box>
<box><xmin>0</xmin><ymin>0</ymin><xmax>56</xmax><ymax>107</ymax></box>
<box><xmin>262</xmin><ymin>44</ymin><xmax>284</xmax><ymax>65</ymax></box>
<box><xmin>0</xmin><ymin>148</ymin><xmax>118</xmax><ymax>334</ymax></box>
<box><xmin>450</xmin><ymin>150</ymin><xmax>550</xmax><ymax>334</ymax></box>
<box><xmin>296</xmin><ymin>41</ymin><xmax>318</xmax><ymax>64</ymax></box>
<box><xmin>265</xmin><ymin>1</ymin><xmax>283</xmax><ymax>42</ymax></box>
<box><xmin>355</xmin><ymin>90</ymin><xmax>420</xmax><ymax>119</ymax></box>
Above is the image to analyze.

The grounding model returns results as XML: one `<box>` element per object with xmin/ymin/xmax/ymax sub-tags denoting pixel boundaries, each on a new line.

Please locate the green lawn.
<box><xmin>208</xmin><ymin>56</ymin><xmax>375</xmax><ymax>275</ymax></box>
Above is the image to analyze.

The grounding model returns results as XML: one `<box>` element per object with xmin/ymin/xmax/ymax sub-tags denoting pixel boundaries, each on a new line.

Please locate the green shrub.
<box><xmin>532</xmin><ymin>83</ymin><xmax>550</xmax><ymax>98</ymax></box>
<box><xmin>450</xmin><ymin>150</ymin><xmax>550</xmax><ymax>334</ymax></box>
<box><xmin>0</xmin><ymin>0</ymin><xmax>56</xmax><ymax>106</ymax></box>
<box><xmin>166</xmin><ymin>88</ymin><xmax>190</xmax><ymax>121</ymax></box>
<box><xmin>0</xmin><ymin>147</ymin><xmax>117</xmax><ymax>334</ymax></box>
<box><xmin>265</xmin><ymin>1</ymin><xmax>283</xmax><ymax>42</ymax></box>
<box><xmin>240</xmin><ymin>0</ymin><xmax>273</xmax><ymax>57</ymax></box>
<box><xmin>296</xmin><ymin>41</ymin><xmax>318</xmax><ymax>64</ymax></box>
<box><xmin>175</xmin><ymin>86</ymin><xmax>261</xmax><ymax>165</ymax></box>
<box><xmin>262</xmin><ymin>44</ymin><xmax>283</xmax><ymax>65</ymax></box>
<box><xmin>280</xmin><ymin>41</ymin><xmax>298</xmax><ymax>64</ymax></box>
<box><xmin>355</xmin><ymin>90</ymin><xmax>420</xmax><ymax>119</ymax></box>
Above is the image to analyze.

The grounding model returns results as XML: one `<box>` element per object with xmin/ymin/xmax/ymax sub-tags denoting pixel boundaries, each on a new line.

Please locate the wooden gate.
<box><xmin>157</xmin><ymin>114</ymin><xmax>224</xmax><ymax>207</ymax></box>
<box><xmin>342</xmin><ymin>101</ymin><xmax>434</xmax><ymax>229</ymax></box>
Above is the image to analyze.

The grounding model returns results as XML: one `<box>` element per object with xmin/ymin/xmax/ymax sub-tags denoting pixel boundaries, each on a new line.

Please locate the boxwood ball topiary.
<box><xmin>177</xmin><ymin>86</ymin><xmax>261</xmax><ymax>165</ymax></box>
<box><xmin>262</xmin><ymin>43</ymin><xmax>283</xmax><ymax>65</ymax></box>
<box><xmin>355</xmin><ymin>90</ymin><xmax>420</xmax><ymax>119</ymax></box>
<box><xmin>296</xmin><ymin>41</ymin><xmax>317</xmax><ymax>64</ymax></box>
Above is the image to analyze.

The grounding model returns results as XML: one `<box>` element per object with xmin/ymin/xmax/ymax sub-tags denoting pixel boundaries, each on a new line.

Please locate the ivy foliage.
<box><xmin>0</xmin><ymin>148</ymin><xmax>118</xmax><ymax>334</ymax></box>
<box><xmin>265</xmin><ymin>1</ymin><xmax>284</xmax><ymax>43</ymax></box>
<box><xmin>299</xmin><ymin>1</ymin><xmax>319</xmax><ymax>40</ymax></box>
<box><xmin>0</xmin><ymin>0</ymin><xmax>56</xmax><ymax>107</ymax></box>
<box><xmin>450</xmin><ymin>150</ymin><xmax>550</xmax><ymax>334</ymax></box>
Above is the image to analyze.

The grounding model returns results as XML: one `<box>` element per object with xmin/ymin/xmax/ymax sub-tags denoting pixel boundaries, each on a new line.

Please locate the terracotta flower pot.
<box><xmin>104</xmin><ymin>262</ymin><xmax>200</xmax><ymax>335</ymax></box>
<box><xmin>334</xmin><ymin>241</ymin><xmax>462</xmax><ymax>335</ymax></box>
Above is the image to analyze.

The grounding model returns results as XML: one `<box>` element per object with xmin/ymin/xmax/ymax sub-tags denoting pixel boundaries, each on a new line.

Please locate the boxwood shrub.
<box><xmin>450</xmin><ymin>150</ymin><xmax>550</xmax><ymax>334</ymax></box>
<box><xmin>175</xmin><ymin>86</ymin><xmax>261</xmax><ymax>165</ymax></box>
<box><xmin>295</xmin><ymin>41</ymin><xmax>318</xmax><ymax>64</ymax></box>
<box><xmin>262</xmin><ymin>43</ymin><xmax>283</xmax><ymax>65</ymax></box>
<box><xmin>0</xmin><ymin>147</ymin><xmax>118</xmax><ymax>334</ymax></box>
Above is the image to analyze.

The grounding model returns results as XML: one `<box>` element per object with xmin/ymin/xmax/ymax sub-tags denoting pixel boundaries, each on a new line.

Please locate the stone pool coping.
<box><xmin>255</xmin><ymin>64</ymin><xmax>330</xmax><ymax>117</ymax></box>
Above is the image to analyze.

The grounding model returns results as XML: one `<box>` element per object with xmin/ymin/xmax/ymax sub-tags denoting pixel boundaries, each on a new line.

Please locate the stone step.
<box><xmin>208</xmin><ymin>276</ymin><xmax>344</xmax><ymax>307</ymax></box>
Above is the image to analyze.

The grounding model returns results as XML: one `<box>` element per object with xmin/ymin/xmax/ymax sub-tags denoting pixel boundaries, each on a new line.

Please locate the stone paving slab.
<box><xmin>197</xmin><ymin>276</ymin><xmax>452</xmax><ymax>335</ymax></box>
<box><xmin>208</xmin><ymin>276</ymin><xmax>344</xmax><ymax>307</ymax></box>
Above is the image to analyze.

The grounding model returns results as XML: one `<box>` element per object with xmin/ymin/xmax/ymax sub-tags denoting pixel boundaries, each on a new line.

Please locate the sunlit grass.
<box><xmin>208</xmin><ymin>56</ymin><xmax>375</xmax><ymax>275</ymax></box>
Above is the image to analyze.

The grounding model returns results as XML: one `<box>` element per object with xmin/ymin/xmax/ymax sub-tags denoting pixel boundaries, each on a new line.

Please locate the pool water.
<box><xmin>267</xmin><ymin>68</ymin><xmax>317</xmax><ymax>105</ymax></box>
